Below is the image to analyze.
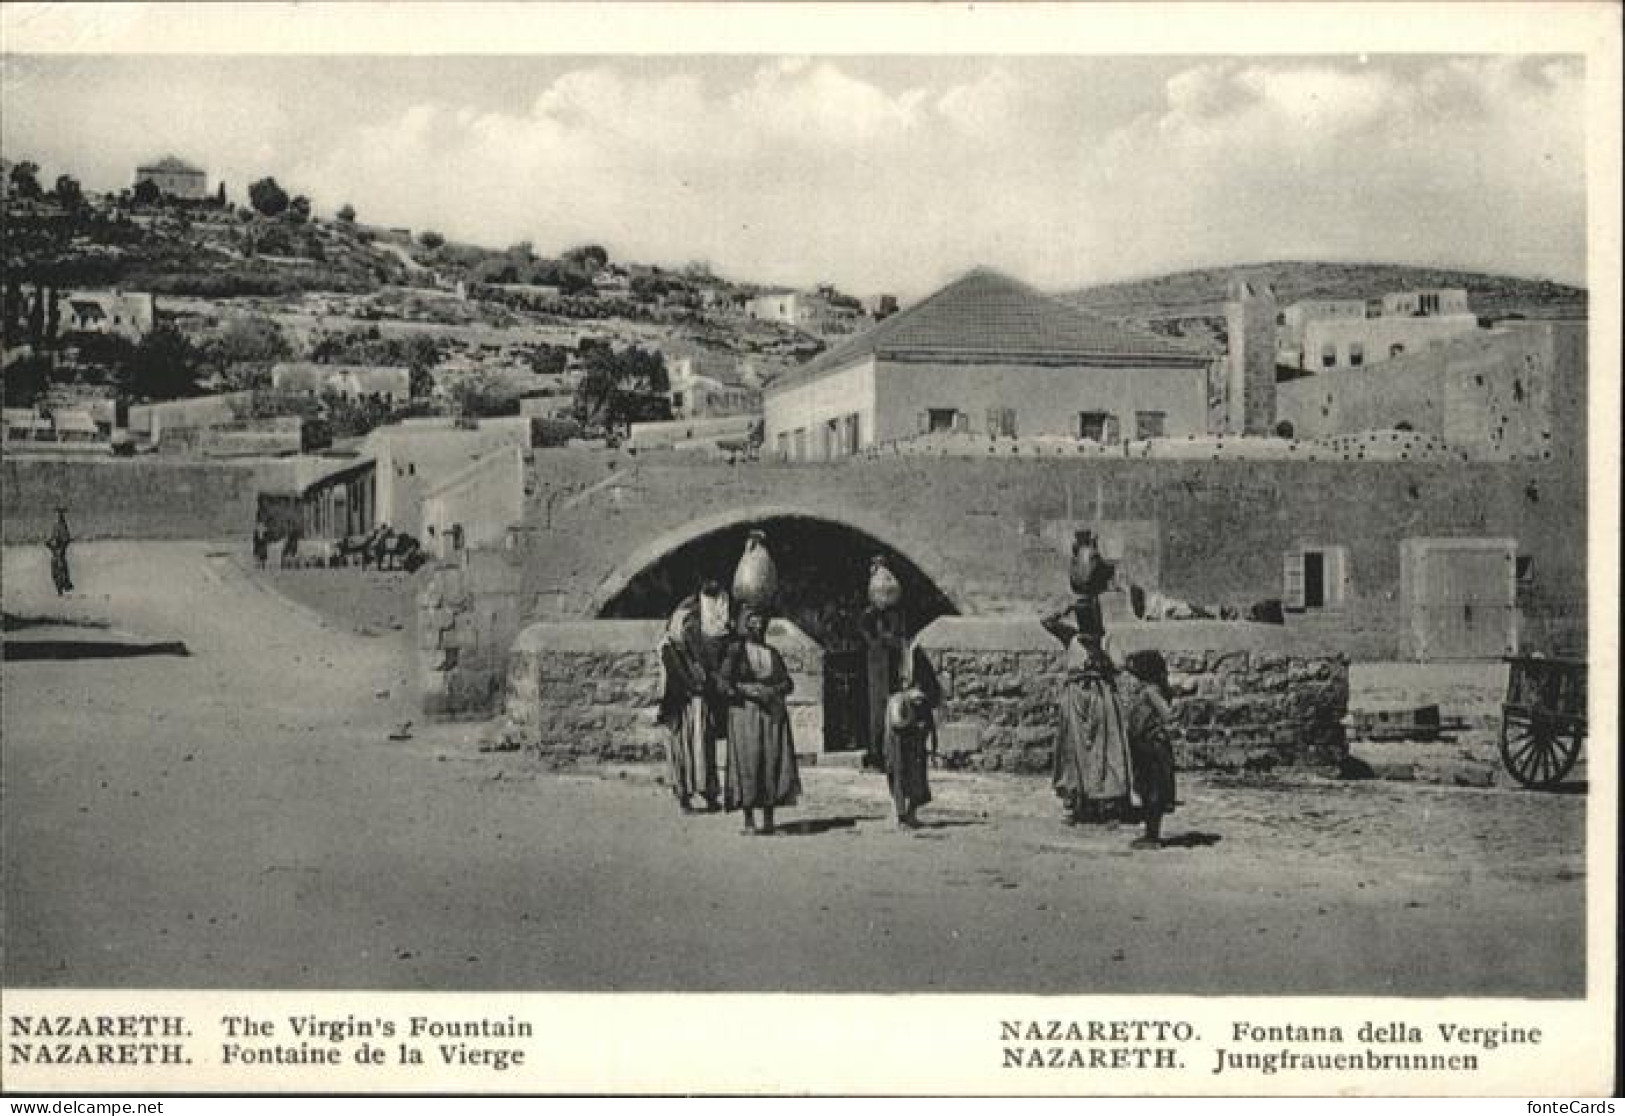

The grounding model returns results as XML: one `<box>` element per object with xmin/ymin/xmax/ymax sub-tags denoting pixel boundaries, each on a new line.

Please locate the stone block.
<box><xmin>1211</xmin><ymin>651</ymin><xmax>1250</xmax><ymax>675</ymax></box>
<box><xmin>1254</xmin><ymin>651</ymin><xmax>1289</xmax><ymax>672</ymax></box>
<box><xmin>1015</xmin><ymin>725</ymin><xmax>1054</xmax><ymax>747</ymax></box>
<box><xmin>992</xmin><ymin>673</ymin><xmax>1025</xmax><ymax>697</ymax></box>
<box><xmin>1165</xmin><ymin>650</ymin><xmax>1208</xmax><ymax>674</ymax></box>
<box><xmin>937</xmin><ymin>722</ymin><xmax>983</xmax><ymax>758</ymax></box>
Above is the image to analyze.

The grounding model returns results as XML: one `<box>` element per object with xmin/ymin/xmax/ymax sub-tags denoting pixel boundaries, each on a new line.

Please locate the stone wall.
<box><xmin>918</xmin><ymin>617</ymin><xmax>1349</xmax><ymax>774</ymax></box>
<box><xmin>497</xmin><ymin>618</ymin><xmax>825</xmax><ymax>760</ymax></box>
<box><xmin>1</xmin><ymin>456</ymin><xmax>261</xmax><ymax>541</ymax></box>
<box><xmin>416</xmin><ymin>545</ymin><xmax>527</xmax><ymax>719</ymax></box>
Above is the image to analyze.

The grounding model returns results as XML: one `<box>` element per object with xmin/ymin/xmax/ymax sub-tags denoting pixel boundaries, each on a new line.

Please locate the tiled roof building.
<box><xmin>763</xmin><ymin>269</ymin><xmax>1217</xmax><ymax>459</ymax></box>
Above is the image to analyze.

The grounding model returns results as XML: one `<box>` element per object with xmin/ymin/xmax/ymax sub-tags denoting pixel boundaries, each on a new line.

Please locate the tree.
<box><xmin>45</xmin><ymin>288</ymin><xmax>60</xmax><ymax>344</ymax></box>
<box><xmin>571</xmin><ymin>342</ymin><xmax>671</xmax><ymax>431</ymax></box>
<box><xmin>131</xmin><ymin>178</ymin><xmax>162</xmax><ymax>207</ymax></box>
<box><xmin>52</xmin><ymin>175</ymin><xmax>84</xmax><ymax>211</ymax></box>
<box><xmin>9</xmin><ymin>160</ymin><xmax>42</xmax><ymax>200</ymax></box>
<box><xmin>204</xmin><ymin>315</ymin><xmax>291</xmax><ymax>371</ymax></box>
<box><xmin>27</xmin><ymin>288</ymin><xmax>45</xmax><ymax>346</ymax></box>
<box><xmin>3</xmin><ymin>354</ymin><xmax>52</xmax><ymax>408</ymax></box>
<box><xmin>564</xmin><ymin>244</ymin><xmax>609</xmax><ymax>272</ymax></box>
<box><xmin>118</xmin><ymin>325</ymin><xmax>202</xmax><ymax>401</ymax></box>
<box><xmin>248</xmin><ymin>176</ymin><xmax>290</xmax><ymax>218</ymax></box>
<box><xmin>287</xmin><ymin>195</ymin><xmax>311</xmax><ymax>224</ymax></box>
<box><xmin>418</xmin><ymin>229</ymin><xmax>445</xmax><ymax>251</ymax></box>
<box><xmin>217</xmin><ymin>182</ymin><xmax>227</xmax><ymax>207</ymax></box>
<box><xmin>336</xmin><ymin>203</ymin><xmax>356</xmax><ymax>223</ymax></box>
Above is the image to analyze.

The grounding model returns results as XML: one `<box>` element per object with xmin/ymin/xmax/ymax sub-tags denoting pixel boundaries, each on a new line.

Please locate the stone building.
<box><xmin>363</xmin><ymin>419</ymin><xmax>531</xmax><ymax>537</ymax></box>
<box><xmin>1277</xmin><ymin>288</ymin><xmax>1479</xmax><ymax>372</ymax></box>
<box><xmin>61</xmin><ymin>291</ymin><xmax>156</xmax><ymax>343</ymax></box>
<box><xmin>271</xmin><ymin>363</ymin><xmax>411</xmax><ymax>405</ymax></box>
<box><xmin>666</xmin><ymin>353</ymin><xmax>762</xmax><ymax>418</ymax></box>
<box><xmin>763</xmin><ymin>268</ymin><xmax>1216</xmax><ymax>459</ymax></box>
<box><xmin>134</xmin><ymin>156</ymin><xmax>208</xmax><ymax>200</ymax></box>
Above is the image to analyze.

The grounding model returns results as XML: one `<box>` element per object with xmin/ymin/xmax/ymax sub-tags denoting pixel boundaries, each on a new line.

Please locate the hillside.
<box><xmin>1063</xmin><ymin>261</ymin><xmax>1587</xmax><ymax>344</ymax></box>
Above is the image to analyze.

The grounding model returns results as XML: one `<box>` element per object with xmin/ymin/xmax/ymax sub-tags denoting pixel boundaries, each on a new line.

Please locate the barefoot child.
<box><xmin>1121</xmin><ymin>650</ymin><xmax>1177</xmax><ymax>849</ymax></box>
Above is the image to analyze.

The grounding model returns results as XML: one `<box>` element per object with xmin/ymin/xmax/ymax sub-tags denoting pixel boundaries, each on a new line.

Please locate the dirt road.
<box><xmin>2</xmin><ymin>543</ymin><xmax>1586</xmax><ymax>995</ymax></box>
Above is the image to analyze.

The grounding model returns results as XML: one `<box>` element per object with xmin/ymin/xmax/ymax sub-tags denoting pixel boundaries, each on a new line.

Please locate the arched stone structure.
<box><xmin>587</xmin><ymin>505</ymin><xmax>965</xmax><ymax>756</ymax></box>
<box><xmin>589</xmin><ymin>504</ymin><xmax>967</xmax><ymax>633</ymax></box>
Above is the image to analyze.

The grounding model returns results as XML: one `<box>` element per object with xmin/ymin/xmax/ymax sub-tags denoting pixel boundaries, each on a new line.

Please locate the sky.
<box><xmin>0</xmin><ymin>52</ymin><xmax>1589</xmax><ymax>300</ymax></box>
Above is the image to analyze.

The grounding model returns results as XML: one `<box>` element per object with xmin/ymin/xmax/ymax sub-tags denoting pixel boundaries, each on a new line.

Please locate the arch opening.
<box><xmin>596</xmin><ymin>512</ymin><xmax>959</xmax><ymax>642</ymax></box>
<box><xmin>595</xmin><ymin>513</ymin><xmax>961</xmax><ymax>757</ymax></box>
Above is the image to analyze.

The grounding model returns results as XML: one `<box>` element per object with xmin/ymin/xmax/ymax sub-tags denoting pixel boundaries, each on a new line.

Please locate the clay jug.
<box><xmin>1068</xmin><ymin>532</ymin><xmax>1112</xmax><ymax>596</ymax></box>
<box><xmin>732</xmin><ymin>529</ymin><xmax>778</xmax><ymax>607</ymax></box>
<box><xmin>868</xmin><ymin>556</ymin><xmax>903</xmax><ymax>610</ymax></box>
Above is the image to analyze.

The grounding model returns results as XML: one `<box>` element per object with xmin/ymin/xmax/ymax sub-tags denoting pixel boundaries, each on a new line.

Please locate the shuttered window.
<box><xmin>1284</xmin><ymin>546</ymin><xmax>1349</xmax><ymax>611</ymax></box>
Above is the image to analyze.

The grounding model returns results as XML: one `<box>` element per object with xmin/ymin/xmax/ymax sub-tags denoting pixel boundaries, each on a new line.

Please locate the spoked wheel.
<box><xmin>1499</xmin><ymin>712</ymin><xmax>1583</xmax><ymax>789</ymax></box>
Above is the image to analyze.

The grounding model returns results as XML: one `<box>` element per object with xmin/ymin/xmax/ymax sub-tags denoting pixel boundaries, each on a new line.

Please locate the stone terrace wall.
<box><xmin>918</xmin><ymin>617</ymin><xmax>1349</xmax><ymax>774</ymax></box>
<box><xmin>2</xmin><ymin>456</ymin><xmax>260</xmax><ymax>541</ymax></box>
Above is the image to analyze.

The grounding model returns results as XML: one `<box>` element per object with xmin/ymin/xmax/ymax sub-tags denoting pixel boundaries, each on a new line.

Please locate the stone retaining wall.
<box><xmin>492</xmin><ymin>614</ymin><xmax>1350</xmax><ymax>773</ymax></box>
<box><xmin>918</xmin><ymin>617</ymin><xmax>1349</xmax><ymax>773</ymax></box>
<box><xmin>417</xmin><ymin>546</ymin><xmax>527</xmax><ymax>719</ymax></box>
<box><xmin>497</xmin><ymin>619</ymin><xmax>824</xmax><ymax>761</ymax></box>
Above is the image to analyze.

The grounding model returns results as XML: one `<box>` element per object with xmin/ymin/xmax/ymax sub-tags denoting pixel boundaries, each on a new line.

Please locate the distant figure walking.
<box><xmin>1120</xmin><ymin>650</ymin><xmax>1178</xmax><ymax>850</ymax></box>
<box><xmin>656</xmin><ymin>596</ymin><xmax>720</xmax><ymax>815</ymax></box>
<box><xmin>719</xmin><ymin>605</ymin><xmax>801</xmax><ymax>836</ymax></box>
<box><xmin>252</xmin><ymin>519</ymin><xmax>270</xmax><ymax>569</ymax></box>
<box><xmin>46</xmin><ymin>508</ymin><xmax>74</xmax><ymax>595</ymax></box>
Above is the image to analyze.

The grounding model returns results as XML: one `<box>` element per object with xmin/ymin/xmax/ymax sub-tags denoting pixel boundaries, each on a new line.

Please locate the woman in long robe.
<box><xmin>656</xmin><ymin>599</ymin><xmax>719</xmax><ymax>814</ymax></box>
<box><xmin>859</xmin><ymin>604</ymin><xmax>907</xmax><ymax>769</ymax></box>
<box><xmin>1042</xmin><ymin>600</ymin><xmax>1131</xmax><ymax>825</ymax></box>
<box><xmin>882</xmin><ymin>644</ymin><xmax>942</xmax><ymax>828</ymax></box>
<box><xmin>719</xmin><ymin>606</ymin><xmax>801</xmax><ymax>835</ymax></box>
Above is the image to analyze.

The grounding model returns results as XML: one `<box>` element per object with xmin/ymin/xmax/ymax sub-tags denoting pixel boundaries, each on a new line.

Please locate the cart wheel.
<box><xmin>1499</xmin><ymin>713</ymin><xmax>1582</xmax><ymax>789</ymax></box>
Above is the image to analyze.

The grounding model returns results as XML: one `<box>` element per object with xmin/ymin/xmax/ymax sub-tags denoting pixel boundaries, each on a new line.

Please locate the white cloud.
<box><xmin>2</xmin><ymin>57</ymin><xmax>1590</xmax><ymax>296</ymax></box>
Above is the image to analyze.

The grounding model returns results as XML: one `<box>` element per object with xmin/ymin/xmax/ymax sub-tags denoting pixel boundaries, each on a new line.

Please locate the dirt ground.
<box><xmin>1</xmin><ymin>542</ymin><xmax>1586</xmax><ymax>995</ymax></box>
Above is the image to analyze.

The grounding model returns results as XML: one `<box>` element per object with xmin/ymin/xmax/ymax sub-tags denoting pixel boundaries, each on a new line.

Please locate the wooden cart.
<box><xmin>1498</xmin><ymin>656</ymin><xmax>1588</xmax><ymax>789</ymax></box>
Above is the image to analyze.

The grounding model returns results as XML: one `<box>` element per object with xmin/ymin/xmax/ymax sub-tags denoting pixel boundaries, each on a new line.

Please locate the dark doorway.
<box><xmin>1303</xmin><ymin>550</ymin><xmax>1326</xmax><ymax>609</ymax></box>
<box><xmin>596</xmin><ymin>514</ymin><xmax>958</xmax><ymax>753</ymax></box>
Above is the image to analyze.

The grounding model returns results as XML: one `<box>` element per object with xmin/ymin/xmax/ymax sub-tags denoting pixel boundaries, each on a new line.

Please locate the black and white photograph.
<box><xmin>0</xmin><ymin>1</ymin><xmax>1617</xmax><ymax>1097</ymax></box>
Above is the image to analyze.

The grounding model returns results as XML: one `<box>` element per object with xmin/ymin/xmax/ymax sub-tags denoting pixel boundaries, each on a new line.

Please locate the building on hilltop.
<box><xmin>746</xmin><ymin>288</ymin><xmax>867</xmax><ymax>338</ymax></box>
<box><xmin>134</xmin><ymin>156</ymin><xmax>208</xmax><ymax>200</ymax></box>
<box><xmin>61</xmin><ymin>291</ymin><xmax>156</xmax><ymax>343</ymax></box>
<box><xmin>1277</xmin><ymin>288</ymin><xmax>1478</xmax><ymax>372</ymax></box>
<box><xmin>762</xmin><ymin>268</ymin><xmax>1217</xmax><ymax>460</ymax></box>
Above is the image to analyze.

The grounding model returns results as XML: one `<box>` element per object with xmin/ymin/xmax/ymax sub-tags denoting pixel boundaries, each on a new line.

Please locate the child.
<box><xmin>1121</xmin><ymin>650</ymin><xmax>1177</xmax><ymax>849</ymax></box>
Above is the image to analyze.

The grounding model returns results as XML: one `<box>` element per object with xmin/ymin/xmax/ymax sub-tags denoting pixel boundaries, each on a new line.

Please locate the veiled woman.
<box><xmin>718</xmin><ymin>605</ymin><xmax>801</xmax><ymax>835</ymax></box>
<box><xmin>1044</xmin><ymin>531</ymin><xmax>1131</xmax><ymax>824</ymax></box>
<box><xmin>656</xmin><ymin>597</ymin><xmax>719</xmax><ymax>814</ymax></box>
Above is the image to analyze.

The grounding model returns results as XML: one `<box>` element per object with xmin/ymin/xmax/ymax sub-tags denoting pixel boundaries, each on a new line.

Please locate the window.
<box><xmin>791</xmin><ymin>428</ymin><xmax>806</xmax><ymax>461</ymax></box>
<box><xmin>672</xmin><ymin>392</ymin><xmax>685</xmax><ymax>410</ymax></box>
<box><xmin>1515</xmin><ymin>555</ymin><xmax>1535</xmax><ymax>587</ymax></box>
<box><xmin>1283</xmin><ymin>546</ymin><xmax>1348</xmax><ymax>611</ymax></box>
<box><xmin>1349</xmin><ymin>342</ymin><xmax>1364</xmax><ymax>368</ymax></box>
<box><xmin>1135</xmin><ymin>410</ymin><xmax>1166</xmax><ymax>440</ymax></box>
<box><xmin>984</xmin><ymin>406</ymin><xmax>1018</xmax><ymax>438</ymax></box>
<box><xmin>775</xmin><ymin>432</ymin><xmax>788</xmax><ymax>458</ymax></box>
<box><xmin>1389</xmin><ymin>343</ymin><xmax>1406</xmax><ymax>358</ymax></box>
<box><xmin>824</xmin><ymin>418</ymin><xmax>841</xmax><ymax>459</ymax></box>
<box><xmin>1321</xmin><ymin>343</ymin><xmax>1337</xmax><ymax>369</ymax></box>
<box><xmin>927</xmin><ymin>408</ymin><xmax>960</xmax><ymax>433</ymax></box>
<box><xmin>1078</xmin><ymin>411</ymin><xmax>1118</xmax><ymax>445</ymax></box>
<box><xmin>842</xmin><ymin>413</ymin><xmax>860</xmax><ymax>455</ymax></box>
